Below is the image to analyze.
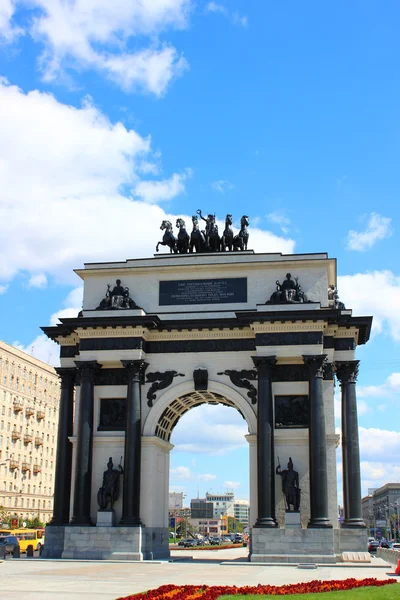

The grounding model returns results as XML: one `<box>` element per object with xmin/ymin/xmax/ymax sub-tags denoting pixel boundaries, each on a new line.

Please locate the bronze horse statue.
<box><xmin>233</xmin><ymin>215</ymin><xmax>249</xmax><ymax>251</ymax></box>
<box><xmin>190</xmin><ymin>215</ymin><xmax>206</xmax><ymax>253</ymax></box>
<box><xmin>156</xmin><ymin>220</ymin><xmax>177</xmax><ymax>253</ymax></box>
<box><xmin>176</xmin><ymin>218</ymin><xmax>190</xmax><ymax>253</ymax></box>
<box><xmin>221</xmin><ymin>214</ymin><xmax>234</xmax><ymax>251</ymax></box>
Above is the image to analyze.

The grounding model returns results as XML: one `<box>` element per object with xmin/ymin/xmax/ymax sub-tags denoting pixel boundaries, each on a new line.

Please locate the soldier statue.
<box><xmin>97</xmin><ymin>457</ymin><xmax>124</xmax><ymax>511</ymax></box>
<box><xmin>276</xmin><ymin>456</ymin><xmax>301</xmax><ymax>512</ymax></box>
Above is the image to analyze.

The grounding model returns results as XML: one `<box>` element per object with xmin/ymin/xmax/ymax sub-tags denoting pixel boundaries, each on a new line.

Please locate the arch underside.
<box><xmin>155</xmin><ymin>391</ymin><xmax>245</xmax><ymax>442</ymax></box>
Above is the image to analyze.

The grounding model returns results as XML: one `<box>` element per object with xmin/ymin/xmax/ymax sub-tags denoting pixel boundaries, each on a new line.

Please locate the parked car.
<box><xmin>391</xmin><ymin>543</ymin><xmax>400</xmax><ymax>551</ymax></box>
<box><xmin>380</xmin><ymin>540</ymin><xmax>390</xmax><ymax>549</ymax></box>
<box><xmin>234</xmin><ymin>534</ymin><xmax>244</xmax><ymax>543</ymax></box>
<box><xmin>209</xmin><ymin>536</ymin><xmax>222</xmax><ymax>545</ymax></box>
<box><xmin>368</xmin><ymin>541</ymin><xmax>380</xmax><ymax>553</ymax></box>
<box><xmin>183</xmin><ymin>539</ymin><xmax>198</xmax><ymax>548</ymax></box>
<box><xmin>0</xmin><ymin>535</ymin><xmax>20</xmax><ymax>556</ymax></box>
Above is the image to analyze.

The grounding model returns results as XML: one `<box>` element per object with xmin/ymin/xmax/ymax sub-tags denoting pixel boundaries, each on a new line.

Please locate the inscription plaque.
<box><xmin>159</xmin><ymin>277</ymin><xmax>247</xmax><ymax>306</ymax></box>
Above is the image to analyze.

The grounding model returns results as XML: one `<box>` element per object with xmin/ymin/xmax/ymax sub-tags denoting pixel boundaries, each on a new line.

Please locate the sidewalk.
<box><xmin>0</xmin><ymin>548</ymin><xmax>397</xmax><ymax>600</ymax></box>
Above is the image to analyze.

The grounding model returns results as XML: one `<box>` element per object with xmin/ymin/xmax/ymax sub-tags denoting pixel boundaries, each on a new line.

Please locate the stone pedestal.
<box><xmin>285</xmin><ymin>512</ymin><xmax>301</xmax><ymax>529</ymax></box>
<box><xmin>250</xmin><ymin>528</ymin><xmax>336</xmax><ymax>563</ymax></box>
<box><xmin>97</xmin><ymin>510</ymin><xmax>116</xmax><ymax>527</ymax></box>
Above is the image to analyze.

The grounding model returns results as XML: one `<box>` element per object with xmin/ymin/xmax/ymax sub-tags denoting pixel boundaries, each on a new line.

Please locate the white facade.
<box><xmin>234</xmin><ymin>499</ymin><xmax>250</xmax><ymax>526</ymax></box>
<box><xmin>169</xmin><ymin>491</ymin><xmax>184</xmax><ymax>510</ymax></box>
<box><xmin>43</xmin><ymin>249</ymin><xmax>370</xmax><ymax>561</ymax></box>
<box><xmin>206</xmin><ymin>492</ymin><xmax>235</xmax><ymax>518</ymax></box>
<box><xmin>0</xmin><ymin>340</ymin><xmax>60</xmax><ymax>523</ymax></box>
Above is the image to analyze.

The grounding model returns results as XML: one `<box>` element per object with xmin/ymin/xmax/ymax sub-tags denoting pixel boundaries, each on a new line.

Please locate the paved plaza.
<box><xmin>0</xmin><ymin>548</ymin><xmax>398</xmax><ymax>600</ymax></box>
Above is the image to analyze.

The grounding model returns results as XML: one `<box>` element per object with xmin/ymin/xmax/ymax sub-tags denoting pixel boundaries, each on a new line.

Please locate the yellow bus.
<box><xmin>13</xmin><ymin>528</ymin><xmax>44</xmax><ymax>552</ymax></box>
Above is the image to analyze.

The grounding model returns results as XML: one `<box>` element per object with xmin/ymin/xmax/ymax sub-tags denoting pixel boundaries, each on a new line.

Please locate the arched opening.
<box><xmin>141</xmin><ymin>384</ymin><xmax>256</xmax><ymax>554</ymax></box>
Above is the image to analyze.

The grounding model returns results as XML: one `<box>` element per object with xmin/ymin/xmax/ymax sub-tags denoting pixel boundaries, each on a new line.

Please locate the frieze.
<box><xmin>323</xmin><ymin>336</ymin><xmax>334</xmax><ymax>349</ymax></box>
<box><xmin>218</xmin><ymin>369</ymin><xmax>257</xmax><ymax>404</ymax></box>
<box><xmin>334</xmin><ymin>338</ymin><xmax>356</xmax><ymax>351</ymax></box>
<box><xmin>272</xmin><ymin>364</ymin><xmax>309</xmax><ymax>382</ymax></box>
<box><xmin>80</xmin><ymin>337</ymin><xmax>145</xmax><ymax>352</ymax></box>
<box><xmin>256</xmin><ymin>332</ymin><xmax>323</xmax><ymax>346</ymax></box>
<box><xmin>146</xmin><ymin>371</ymin><xmax>185</xmax><ymax>407</ymax></box>
<box><xmin>94</xmin><ymin>369</ymin><xmax>129</xmax><ymax>386</ymax></box>
<box><xmin>146</xmin><ymin>338</ymin><xmax>256</xmax><ymax>354</ymax></box>
<box><xmin>60</xmin><ymin>345</ymin><xmax>79</xmax><ymax>358</ymax></box>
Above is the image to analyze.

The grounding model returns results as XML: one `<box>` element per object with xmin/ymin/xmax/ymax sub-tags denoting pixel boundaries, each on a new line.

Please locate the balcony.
<box><xmin>24</xmin><ymin>434</ymin><xmax>33</xmax><ymax>445</ymax></box>
<box><xmin>9</xmin><ymin>459</ymin><xmax>19</xmax><ymax>469</ymax></box>
<box><xmin>25</xmin><ymin>406</ymin><xmax>35</xmax><ymax>417</ymax></box>
<box><xmin>11</xmin><ymin>430</ymin><xmax>21</xmax><ymax>441</ymax></box>
<box><xmin>34</xmin><ymin>437</ymin><xmax>43</xmax><ymax>447</ymax></box>
<box><xmin>33</xmin><ymin>464</ymin><xmax>42</xmax><ymax>474</ymax></box>
<box><xmin>21</xmin><ymin>462</ymin><xmax>31</xmax><ymax>472</ymax></box>
<box><xmin>36</xmin><ymin>410</ymin><xmax>45</xmax><ymax>421</ymax></box>
<box><xmin>13</xmin><ymin>399</ymin><xmax>23</xmax><ymax>413</ymax></box>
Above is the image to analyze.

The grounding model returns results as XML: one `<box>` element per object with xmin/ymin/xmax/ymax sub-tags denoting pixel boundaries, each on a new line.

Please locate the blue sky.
<box><xmin>1</xmin><ymin>0</ymin><xmax>400</xmax><ymax>506</ymax></box>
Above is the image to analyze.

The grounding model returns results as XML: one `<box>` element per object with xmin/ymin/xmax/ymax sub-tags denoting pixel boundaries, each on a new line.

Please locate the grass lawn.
<box><xmin>218</xmin><ymin>585</ymin><xmax>400</xmax><ymax>600</ymax></box>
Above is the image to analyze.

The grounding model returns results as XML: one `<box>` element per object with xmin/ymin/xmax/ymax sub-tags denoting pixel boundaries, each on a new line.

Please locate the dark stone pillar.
<box><xmin>336</xmin><ymin>361</ymin><xmax>366</xmax><ymax>528</ymax></box>
<box><xmin>120</xmin><ymin>360</ymin><xmax>148</xmax><ymax>526</ymax></box>
<box><xmin>303</xmin><ymin>355</ymin><xmax>332</xmax><ymax>528</ymax></box>
<box><xmin>48</xmin><ymin>368</ymin><xmax>75</xmax><ymax>526</ymax></box>
<box><xmin>252</xmin><ymin>356</ymin><xmax>278</xmax><ymax>528</ymax></box>
<box><xmin>69</xmin><ymin>361</ymin><xmax>100</xmax><ymax>526</ymax></box>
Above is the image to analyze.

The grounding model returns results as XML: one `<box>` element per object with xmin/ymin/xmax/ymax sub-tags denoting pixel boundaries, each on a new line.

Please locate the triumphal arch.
<box><xmin>43</xmin><ymin>214</ymin><xmax>371</xmax><ymax>562</ymax></box>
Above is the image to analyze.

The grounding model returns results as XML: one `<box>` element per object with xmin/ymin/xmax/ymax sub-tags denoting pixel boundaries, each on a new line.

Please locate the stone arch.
<box><xmin>143</xmin><ymin>379</ymin><xmax>257</xmax><ymax>438</ymax></box>
<box><xmin>141</xmin><ymin>379</ymin><xmax>257</xmax><ymax>534</ymax></box>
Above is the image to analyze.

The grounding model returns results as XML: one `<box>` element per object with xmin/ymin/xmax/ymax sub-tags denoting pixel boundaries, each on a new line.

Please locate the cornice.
<box><xmin>250</xmin><ymin>321</ymin><xmax>326</xmax><ymax>335</ymax></box>
<box><xmin>148</xmin><ymin>328</ymin><xmax>254</xmax><ymax>341</ymax></box>
<box><xmin>56</xmin><ymin>334</ymin><xmax>79</xmax><ymax>346</ymax></box>
<box><xmin>76</xmin><ymin>327</ymin><xmax>150</xmax><ymax>340</ymax></box>
<box><xmin>336</xmin><ymin>327</ymin><xmax>359</xmax><ymax>342</ymax></box>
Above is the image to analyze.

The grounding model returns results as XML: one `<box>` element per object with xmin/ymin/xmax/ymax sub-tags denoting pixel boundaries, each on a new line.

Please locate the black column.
<box><xmin>120</xmin><ymin>360</ymin><xmax>148</xmax><ymax>526</ymax></box>
<box><xmin>252</xmin><ymin>356</ymin><xmax>278</xmax><ymax>528</ymax></box>
<box><xmin>69</xmin><ymin>361</ymin><xmax>100</xmax><ymax>526</ymax></box>
<box><xmin>336</xmin><ymin>361</ymin><xmax>366</xmax><ymax>528</ymax></box>
<box><xmin>303</xmin><ymin>355</ymin><xmax>332</xmax><ymax>528</ymax></box>
<box><xmin>48</xmin><ymin>368</ymin><xmax>75</xmax><ymax>526</ymax></box>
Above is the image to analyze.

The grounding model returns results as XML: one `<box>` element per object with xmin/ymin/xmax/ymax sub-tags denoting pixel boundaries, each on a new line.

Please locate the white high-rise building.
<box><xmin>234</xmin><ymin>499</ymin><xmax>250</xmax><ymax>526</ymax></box>
<box><xmin>205</xmin><ymin>491</ymin><xmax>235</xmax><ymax>518</ymax></box>
<box><xmin>0</xmin><ymin>341</ymin><xmax>60</xmax><ymax>523</ymax></box>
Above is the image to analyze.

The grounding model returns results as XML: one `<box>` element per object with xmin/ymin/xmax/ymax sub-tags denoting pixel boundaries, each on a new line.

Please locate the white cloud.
<box><xmin>0</xmin><ymin>284</ymin><xmax>8</xmax><ymax>295</ymax></box>
<box><xmin>266</xmin><ymin>210</ymin><xmax>290</xmax><ymax>234</ymax></box>
<box><xmin>13</xmin><ymin>334</ymin><xmax>60</xmax><ymax>367</ymax></box>
<box><xmin>134</xmin><ymin>169</ymin><xmax>191</xmax><ymax>203</ymax></box>
<box><xmin>171</xmin><ymin>404</ymin><xmax>249</xmax><ymax>454</ymax></box>
<box><xmin>170</xmin><ymin>466</ymin><xmax>192</xmax><ymax>479</ymax></box>
<box><xmin>347</xmin><ymin>213</ymin><xmax>392</xmax><ymax>251</ymax></box>
<box><xmin>210</xmin><ymin>180</ymin><xmax>233</xmax><ymax>193</ymax></box>
<box><xmin>224</xmin><ymin>480</ymin><xmax>240</xmax><ymax>489</ymax></box>
<box><xmin>28</xmin><ymin>273</ymin><xmax>48</xmax><ymax>289</ymax></box>
<box><xmin>205</xmin><ymin>2</ymin><xmax>247</xmax><ymax>27</ymax></box>
<box><xmin>358</xmin><ymin>372</ymin><xmax>400</xmax><ymax>399</ymax></box>
<box><xmin>0</xmin><ymin>0</ymin><xmax>23</xmax><ymax>41</ymax></box>
<box><xmin>0</xmin><ymin>79</ymin><xmax>295</xmax><ymax>288</ymax></box>
<box><xmin>6</xmin><ymin>0</ymin><xmax>191</xmax><ymax>95</ymax></box>
<box><xmin>338</xmin><ymin>270</ymin><xmax>400</xmax><ymax>340</ymax></box>
<box><xmin>198</xmin><ymin>473</ymin><xmax>216</xmax><ymax>482</ymax></box>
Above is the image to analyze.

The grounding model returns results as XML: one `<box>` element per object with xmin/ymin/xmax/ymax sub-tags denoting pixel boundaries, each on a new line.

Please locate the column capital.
<box><xmin>335</xmin><ymin>360</ymin><xmax>360</xmax><ymax>385</ymax></box>
<box><xmin>55</xmin><ymin>367</ymin><xmax>76</xmax><ymax>384</ymax></box>
<box><xmin>74</xmin><ymin>360</ymin><xmax>101</xmax><ymax>379</ymax></box>
<box><xmin>251</xmin><ymin>356</ymin><xmax>276</xmax><ymax>377</ymax></box>
<box><xmin>303</xmin><ymin>354</ymin><xmax>327</xmax><ymax>378</ymax></box>
<box><xmin>121</xmin><ymin>360</ymin><xmax>148</xmax><ymax>383</ymax></box>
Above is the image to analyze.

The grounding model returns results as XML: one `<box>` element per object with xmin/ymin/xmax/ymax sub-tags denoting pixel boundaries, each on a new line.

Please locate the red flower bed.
<box><xmin>117</xmin><ymin>577</ymin><xmax>396</xmax><ymax>600</ymax></box>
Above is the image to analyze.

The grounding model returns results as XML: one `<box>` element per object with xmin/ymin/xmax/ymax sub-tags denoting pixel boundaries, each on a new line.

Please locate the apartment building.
<box><xmin>0</xmin><ymin>341</ymin><xmax>60</xmax><ymax>523</ymax></box>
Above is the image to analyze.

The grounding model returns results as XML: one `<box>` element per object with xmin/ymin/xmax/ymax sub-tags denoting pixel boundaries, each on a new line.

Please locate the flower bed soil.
<box><xmin>173</xmin><ymin>543</ymin><xmax>244</xmax><ymax>551</ymax></box>
<box><xmin>117</xmin><ymin>577</ymin><xmax>396</xmax><ymax>600</ymax></box>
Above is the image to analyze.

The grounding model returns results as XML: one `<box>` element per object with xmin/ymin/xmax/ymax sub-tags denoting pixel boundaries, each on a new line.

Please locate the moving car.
<box><xmin>392</xmin><ymin>543</ymin><xmax>400</xmax><ymax>551</ymax></box>
<box><xmin>368</xmin><ymin>541</ymin><xmax>380</xmax><ymax>553</ymax></box>
<box><xmin>0</xmin><ymin>535</ymin><xmax>20</xmax><ymax>556</ymax></box>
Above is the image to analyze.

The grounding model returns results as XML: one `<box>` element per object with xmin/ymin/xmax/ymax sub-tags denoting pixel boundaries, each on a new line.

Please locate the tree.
<box><xmin>0</xmin><ymin>505</ymin><xmax>11</xmax><ymax>526</ymax></box>
<box><xmin>228</xmin><ymin>517</ymin><xmax>243</xmax><ymax>533</ymax></box>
